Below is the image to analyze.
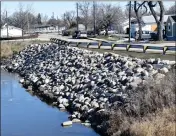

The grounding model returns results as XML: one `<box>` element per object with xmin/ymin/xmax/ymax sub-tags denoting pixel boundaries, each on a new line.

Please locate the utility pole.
<box><xmin>52</xmin><ymin>12</ymin><xmax>54</xmax><ymax>19</ymax></box>
<box><xmin>129</xmin><ymin>1</ymin><xmax>131</xmax><ymax>43</ymax></box>
<box><xmin>93</xmin><ymin>1</ymin><xmax>96</xmax><ymax>35</ymax></box>
<box><xmin>76</xmin><ymin>2</ymin><xmax>78</xmax><ymax>31</ymax></box>
<box><xmin>57</xmin><ymin>16</ymin><xmax>59</xmax><ymax>34</ymax></box>
<box><xmin>6</xmin><ymin>11</ymin><xmax>9</xmax><ymax>38</ymax></box>
<box><xmin>27</xmin><ymin>12</ymin><xmax>29</xmax><ymax>34</ymax></box>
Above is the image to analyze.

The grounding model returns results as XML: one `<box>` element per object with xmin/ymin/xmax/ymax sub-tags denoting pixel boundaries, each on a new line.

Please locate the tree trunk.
<box><xmin>105</xmin><ymin>29</ymin><xmax>108</xmax><ymax>36</ymax></box>
<box><xmin>85</xmin><ymin>23</ymin><xmax>87</xmax><ymax>31</ymax></box>
<box><xmin>136</xmin><ymin>14</ymin><xmax>142</xmax><ymax>40</ymax></box>
<box><xmin>157</xmin><ymin>22</ymin><xmax>163</xmax><ymax>41</ymax></box>
<box><xmin>148</xmin><ymin>1</ymin><xmax>165</xmax><ymax>41</ymax></box>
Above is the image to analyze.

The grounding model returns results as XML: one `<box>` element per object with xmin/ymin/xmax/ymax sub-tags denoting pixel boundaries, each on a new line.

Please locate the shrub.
<box><xmin>108</xmin><ymin>67</ymin><xmax>176</xmax><ymax>136</ymax></box>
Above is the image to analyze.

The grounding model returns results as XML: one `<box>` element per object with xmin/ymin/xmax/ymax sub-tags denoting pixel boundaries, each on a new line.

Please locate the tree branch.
<box><xmin>148</xmin><ymin>1</ymin><xmax>159</xmax><ymax>23</ymax></box>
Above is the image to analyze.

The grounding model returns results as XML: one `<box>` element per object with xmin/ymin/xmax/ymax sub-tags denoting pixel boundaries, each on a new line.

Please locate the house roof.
<box><xmin>122</xmin><ymin>17</ymin><xmax>137</xmax><ymax>26</ymax></box>
<box><xmin>1</xmin><ymin>24</ymin><xmax>22</xmax><ymax>30</ymax></box>
<box><xmin>142</xmin><ymin>15</ymin><xmax>172</xmax><ymax>24</ymax></box>
<box><xmin>122</xmin><ymin>15</ymin><xmax>174</xmax><ymax>26</ymax></box>
<box><xmin>34</xmin><ymin>24</ymin><xmax>56</xmax><ymax>28</ymax></box>
<box><xmin>171</xmin><ymin>16</ymin><xmax>176</xmax><ymax>22</ymax></box>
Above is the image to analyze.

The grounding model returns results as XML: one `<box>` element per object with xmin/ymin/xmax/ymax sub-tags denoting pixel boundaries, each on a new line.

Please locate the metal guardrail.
<box><xmin>50</xmin><ymin>38</ymin><xmax>176</xmax><ymax>55</ymax></box>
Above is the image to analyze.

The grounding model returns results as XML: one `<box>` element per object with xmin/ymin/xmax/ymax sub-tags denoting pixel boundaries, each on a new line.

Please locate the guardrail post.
<box><xmin>87</xmin><ymin>43</ymin><xmax>90</xmax><ymax>48</ymax></box>
<box><xmin>98</xmin><ymin>42</ymin><xmax>101</xmax><ymax>49</ymax></box>
<box><xmin>143</xmin><ymin>45</ymin><xmax>148</xmax><ymax>53</ymax></box>
<box><xmin>56</xmin><ymin>39</ymin><xmax>59</xmax><ymax>46</ymax></box>
<box><xmin>77</xmin><ymin>42</ymin><xmax>80</xmax><ymax>47</ymax></box>
<box><xmin>126</xmin><ymin>44</ymin><xmax>130</xmax><ymax>51</ymax></box>
<box><xmin>163</xmin><ymin>46</ymin><xmax>167</xmax><ymax>55</ymax></box>
<box><xmin>111</xmin><ymin>44</ymin><xmax>115</xmax><ymax>50</ymax></box>
<box><xmin>67</xmin><ymin>42</ymin><xmax>70</xmax><ymax>46</ymax></box>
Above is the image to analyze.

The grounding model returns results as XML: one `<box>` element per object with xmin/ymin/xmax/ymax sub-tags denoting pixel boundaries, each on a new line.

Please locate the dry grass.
<box><xmin>130</xmin><ymin>107</ymin><xmax>175</xmax><ymax>136</ymax></box>
<box><xmin>1</xmin><ymin>40</ymin><xmax>49</xmax><ymax>58</ymax></box>
<box><xmin>108</xmin><ymin>67</ymin><xmax>176</xmax><ymax>136</ymax></box>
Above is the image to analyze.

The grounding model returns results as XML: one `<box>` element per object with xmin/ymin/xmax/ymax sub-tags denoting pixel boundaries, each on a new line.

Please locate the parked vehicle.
<box><xmin>72</xmin><ymin>30</ymin><xmax>80</xmax><ymax>39</ymax></box>
<box><xmin>100</xmin><ymin>30</ymin><xmax>118</xmax><ymax>35</ymax></box>
<box><xmin>150</xmin><ymin>32</ymin><xmax>157</xmax><ymax>41</ymax></box>
<box><xmin>62</xmin><ymin>30</ymin><xmax>70</xmax><ymax>36</ymax></box>
<box><xmin>72</xmin><ymin>30</ymin><xmax>87</xmax><ymax>39</ymax></box>
<box><xmin>79</xmin><ymin>31</ymin><xmax>87</xmax><ymax>38</ymax></box>
<box><xmin>87</xmin><ymin>30</ymin><xmax>96</xmax><ymax>38</ymax></box>
<box><xmin>137</xmin><ymin>30</ymin><xmax>152</xmax><ymax>39</ymax></box>
<box><xmin>58</xmin><ymin>31</ymin><xmax>62</xmax><ymax>35</ymax></box>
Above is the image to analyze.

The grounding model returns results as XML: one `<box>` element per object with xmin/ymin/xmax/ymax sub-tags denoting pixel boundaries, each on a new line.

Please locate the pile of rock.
<box><xmin>2</xmin><ymin>42</ymin><xmax>175</xmax><ymax>133</ymax></box>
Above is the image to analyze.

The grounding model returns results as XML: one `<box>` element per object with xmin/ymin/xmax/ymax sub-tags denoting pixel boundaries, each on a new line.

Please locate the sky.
<box><xmin>1</xmin><ymin>1</ymin><xmax>175</xmax><ymax>19</ymax></box>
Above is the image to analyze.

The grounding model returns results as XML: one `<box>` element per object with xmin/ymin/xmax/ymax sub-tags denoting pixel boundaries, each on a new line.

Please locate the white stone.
<box><xmin>160</xmin><ymin>67</ymin><xmax>169</xmax><ymax>74</ymax></box>
<box><xmin>19</xmin><ymin>79</ymin><xmax>24</xmax><ymax>83</ymax></box>
<box><xmin>59</xmin><ymin>104</ymin><xmax>65</xmax><ymax>108</ymax></box>
<box><xmin>45</xmin><ymin>78</ymin><xmax>50</xmax><ymax>84</ymax></box>
<box><xmin>59</xmin><ymin>85</ymin><xmax>65</xmax><ymax>90</ymax></box>
<box><xmin>62</xmin><ymin>121</ymin><xmax>72</xmax><ymax>126</ymax></box>
<box><xmin>72</xmin><ymin>118</ymin><xmax>81</xmax><ymax>123</ymax></box>
<box><xmin>109</xmin><ymin>89</ymin><xmax>117</xmax><ymax>93</ymax></box>
<box><xmin>82</xmin><ymin>122</ymin><xmax>91</xmax><ymax>127</ymax></box>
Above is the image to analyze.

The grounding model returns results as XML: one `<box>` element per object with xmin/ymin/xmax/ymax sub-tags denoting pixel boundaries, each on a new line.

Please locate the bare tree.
<box><xmin>78</xmin><ymin>2</ymin><xmax>90</xmax><ymax>30</ymax></box>
<box><xmin>96</xmin><ymin>4</ymin><xmax>125</xmax><ymax>36</ymax></box>
<box><xmin>133</xmin><ymin>1</ymin><xmax>147</xmax><ymax>40</ymax></box>
<box><xmin>0</xmin><ymin>10</ymin><xmax>6</xmax><ymax>27</ymax></box>
<box><xmin>125</xmin><ymin>3</ymin><xmax>137</xmax><ymax>19</ymax></box>
<box><xmin>165</xmin><ymin>3</ymin><xmax>176</xmax><ymax>15</ymax></box>
<box><xmin>9</xmin><ymin>3</ymin><xmax>34</xmax><ymax>36</ymax></box>
<box><xmin>41</xmin><ymin>14</ymin><xmax>48</xmax><ymax>25</ymax></box>
<box><xmin>148</xmin><ymin>1</ymin><xmax>165</xmax><ymax>41</ymax></box>
<box><xmin>37</xmin><ymin>13</ymin><xmax>42</xmax><ymax>25</ymax></box>
<box><xmin>47</xmin><ymin>18</ymin><xmax>58</xmax><ymax>25</ymax></box>
<box><xmin>61</xmin><ymin>11</ymin><xmax>76</xmax><ymax>29</ymax></box>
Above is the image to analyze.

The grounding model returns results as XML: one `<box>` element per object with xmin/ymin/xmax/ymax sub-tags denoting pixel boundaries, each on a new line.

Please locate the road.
<box><xmin>37</xmin><ymin>33</ymin><xmax>97</xmax><ymax>43</ymax></box>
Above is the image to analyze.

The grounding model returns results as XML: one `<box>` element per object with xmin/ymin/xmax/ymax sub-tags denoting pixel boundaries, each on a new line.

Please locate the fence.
<box><xmin>50</xmin><ymin>38</ymin><xmax>176</xmax><ymax>55</ymax></box>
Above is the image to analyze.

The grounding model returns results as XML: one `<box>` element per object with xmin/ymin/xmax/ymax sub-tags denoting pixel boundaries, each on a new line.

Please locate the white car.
<box><xmin>58</xmin><ymin>31</ymin><xmax>62</xmax><ymax>35</ymax></box>
<box><xmin>78</xmin><ymin>31</ymin><xmax>87</xmax><ymax>39</ymax></box>
<box><xmin>100</xmin><ymin>30</ymin><xmax>117</xmax><ymax>35</ymax></box>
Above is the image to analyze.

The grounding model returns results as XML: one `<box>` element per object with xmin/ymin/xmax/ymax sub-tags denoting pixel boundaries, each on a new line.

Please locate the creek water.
<box><xmin>1</xmin><ymin>70</ymin><xmax>99</xmax><ymax>136</ymax></box>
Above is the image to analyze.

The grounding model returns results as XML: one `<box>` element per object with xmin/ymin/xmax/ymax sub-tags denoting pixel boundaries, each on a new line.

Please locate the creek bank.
<box><xmin>1</xmin><ymin>42</ymin><xmax>175</xmax><ymax>136</ymax></box>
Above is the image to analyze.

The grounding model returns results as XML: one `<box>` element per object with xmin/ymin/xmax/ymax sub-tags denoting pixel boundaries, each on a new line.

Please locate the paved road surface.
<box><xmin>37</xmin><ymin>33</ymin><xmax>97</xmax><ymax>43</ymax></box>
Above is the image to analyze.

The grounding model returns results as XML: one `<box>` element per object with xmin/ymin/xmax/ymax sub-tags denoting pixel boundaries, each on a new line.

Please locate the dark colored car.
<box><xmin>72</xmin><ymin>30</ymin><xmax>80</xmax><ymax>39</ymax></box>
<box><xmin>87</xmin><ymin>30</ymin><xmax>96</xmax><ymax>38</ymax></box>
<box><xmin>150</xmin><ymin>32</ymin><xmax>157</xmax><ymax>41</ymax></box>
<box><xmin>62</xmin><ymin>30</ymin><xmax>70</xmax><ymax>36</ymax></box>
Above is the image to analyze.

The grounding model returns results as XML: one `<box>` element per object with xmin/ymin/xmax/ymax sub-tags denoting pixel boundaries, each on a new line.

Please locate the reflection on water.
<box><xmin>1</xmin><ymin>70</ymin><xmax>99</xmax><ymax>136</ymax></box>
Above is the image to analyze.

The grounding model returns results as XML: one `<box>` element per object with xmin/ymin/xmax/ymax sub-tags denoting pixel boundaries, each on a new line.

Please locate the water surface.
<box><xmin>1</xmin><ymin>70</ymin><xmax>99</xmax><ymax>136</ymax></box>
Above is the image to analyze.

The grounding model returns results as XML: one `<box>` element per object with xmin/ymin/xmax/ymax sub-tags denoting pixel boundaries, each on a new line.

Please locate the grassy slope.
<box><xmin>1</xmin><ymin>40</ymin><xmax>49</xmax><ymax>58</ymax></box>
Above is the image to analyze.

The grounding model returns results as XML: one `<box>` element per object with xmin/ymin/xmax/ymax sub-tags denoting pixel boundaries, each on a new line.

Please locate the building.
<box><xmin>122</xmin><ymin>15</ymin><xmax>173</xmax><ymax>35</ymax></box>
<box><xmin>166</xmin><ymin>15</ymin><xmax>176</xmax><ymax>41</ymax></box>
<box><xmin>1</xmin><ymin>24</ymin><xmax>22</xmax><ymax>38</ymax></box>
<box><xmin>33</xmin><ymin>24</ymin><xmax>58</xmax><ymax>33</ymax></box>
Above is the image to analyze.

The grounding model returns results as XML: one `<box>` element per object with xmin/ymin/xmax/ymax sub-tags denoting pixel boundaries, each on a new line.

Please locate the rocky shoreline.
<box><xmin>1</xmin><ymin>42</ymin><xmax>175</xmax><ymax>136</ymax></box>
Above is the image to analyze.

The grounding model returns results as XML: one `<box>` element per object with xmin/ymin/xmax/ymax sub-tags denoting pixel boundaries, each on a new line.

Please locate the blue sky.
<box><xmin>2</xmin><ymin>1</ymin><xmax>175</xmax><ymax>19</ymax></box>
